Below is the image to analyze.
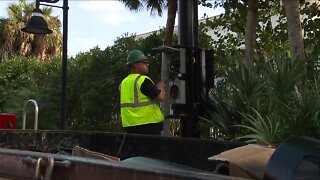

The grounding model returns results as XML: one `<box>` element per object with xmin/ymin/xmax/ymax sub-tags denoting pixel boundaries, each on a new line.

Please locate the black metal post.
<box><xmin>60</xmin><ymin>0</ymin><xmax>68</xmax><ymax>130</ymax></box>
<box><xmin>192</xmin><ymin>0</ymin><xmax>199</xmax><ymax>49</ymax></box>
<box><xmin>178</xmin><ymin>1</ymin><xmax>193</xmax><ymax>47</ymax></box>
<box><xmin>192</xmin><ymin>0</ymin><xmax>201</xmax><ymax>138</ymax></box>
<box><xmin>178</xmin><ymin>0</ymin><xmax>200</xmax><ymax>138</ymax></box>
<box><xmin>36</xmin><ymin>0</ymin><xmax>40</xmax><ymax>8</ymax></box>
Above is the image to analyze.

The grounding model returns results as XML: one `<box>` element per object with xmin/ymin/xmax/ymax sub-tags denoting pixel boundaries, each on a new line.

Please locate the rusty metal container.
<box><xmin>0</xmin><ymin>130</ymin><xmax>245</xmax><ymax>179</ymax></box>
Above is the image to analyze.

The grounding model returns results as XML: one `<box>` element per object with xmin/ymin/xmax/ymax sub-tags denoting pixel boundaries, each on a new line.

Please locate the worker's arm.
<box><xmin>154</xmin><ymin>81</ymin><xmax>166</xmax><ymax>102</ymax></box>
<box><xmin>141</xmin><ymin>79</ymin><xmax>166</xmax><ymax>102</ymax></box>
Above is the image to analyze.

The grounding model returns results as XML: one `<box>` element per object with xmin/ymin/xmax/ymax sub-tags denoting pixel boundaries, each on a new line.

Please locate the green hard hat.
<box><xmin>126</xmin><ymin>50</ymin><xmax>147</xmax><ymax>65</ymax></box>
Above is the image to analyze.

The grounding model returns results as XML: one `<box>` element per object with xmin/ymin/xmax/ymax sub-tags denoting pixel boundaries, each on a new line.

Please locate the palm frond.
<box><xmin>235</xmin><ymin>107</ymin><xmax>283</xmax><ymax>145</ymax></box>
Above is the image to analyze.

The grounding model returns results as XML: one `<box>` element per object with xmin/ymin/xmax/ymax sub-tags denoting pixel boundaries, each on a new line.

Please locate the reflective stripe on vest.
<box><xmin>120</xmin><ymin>74</ymin><xmax>157</xmax><ymax>108</ymax></box>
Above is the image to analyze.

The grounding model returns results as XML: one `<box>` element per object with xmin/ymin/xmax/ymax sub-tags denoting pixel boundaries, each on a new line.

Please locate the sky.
<box><xmin>0</xmin><ymin>1</ymin><xmax>224</xmax><ymax>57</ymax></box>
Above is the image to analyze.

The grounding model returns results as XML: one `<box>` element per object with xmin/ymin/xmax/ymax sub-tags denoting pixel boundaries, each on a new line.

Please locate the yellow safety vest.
<box><xmin>120</xmin><ymin>74</ymin><xmax>164</xmax><ymax>127</ymax></box>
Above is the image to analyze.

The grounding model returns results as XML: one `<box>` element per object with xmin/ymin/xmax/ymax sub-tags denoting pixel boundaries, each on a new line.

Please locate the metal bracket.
<box><xmin>152</xmin><ymin>46</ymin><xmax>180</xmax><ymax>53</ymax></box>
<box><xmin>23</xmin><ymin>156</ymin><xmax>71</xmax><ymax>180</ymax></box>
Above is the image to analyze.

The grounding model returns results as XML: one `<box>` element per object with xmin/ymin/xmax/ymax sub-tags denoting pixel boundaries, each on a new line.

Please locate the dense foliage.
<box><xmin>198</xmin><ymin>0</ymin><xmax>320</xmax><ymax>145</ymax></box>
<box><xmin>0</xmin><ymin>32</ymin><xmax>165</xmax><ymax>131</ymax></box>
<box><xmin>0</xmin><ymin>56</ymin><xmax>61</xmax><ymax>129</ymax></box>
<box><xmin>200</xmin><ymin>52</ymin><xmax>320</xmax><ymax>145</ymax></box>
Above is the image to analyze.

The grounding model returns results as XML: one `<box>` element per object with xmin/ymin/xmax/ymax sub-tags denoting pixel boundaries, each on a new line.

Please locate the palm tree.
<box><xmin>118</xmin><ymin>0</ymin><xmax>166</xmax><ymax>15</ymax></box>
<box><xmin>0</xmin><ymin>0</ymin><xmax>62</xmax><ymax>61</ymax></box>
<box><xmin>282</xmin><ymin>0</ymin><xmax>306</xmax><ymax>93</ymax></box>
<box><xmin>163</xmin><ymin>0</ymin><xmax>177</xmax><ymax>46</ymax></box>
<box><xmin>282</xmin><ymin>0</ymin><xmax>305</xmax><ymax>62</ymax></box>
<box><xmin>244</xmin><ymin>0</ymin><xmax>258</xmax><ymax>67</ymax></box>
<box><xmin>118</xmin><ymin>0</ymin><xmax>175</xmax><ymax>44</ymax></box>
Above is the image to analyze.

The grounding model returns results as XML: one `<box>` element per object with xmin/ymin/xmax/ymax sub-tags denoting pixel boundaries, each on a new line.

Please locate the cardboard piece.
<box><xmin>208</xmin><ymin>144</ymin><xmax>275</xmax><ymax>179</ymax></box>
<box><xmin>72</xmin><ymin>146</ymin><xmax>120</xmax><ymax>162</ymax></box>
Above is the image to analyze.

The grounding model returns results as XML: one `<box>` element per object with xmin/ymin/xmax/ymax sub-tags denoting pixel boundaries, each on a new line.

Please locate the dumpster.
<box><xmin>0</xmin><ymin>130</ymin><xmax>246</xmax><ymax>179</ymax></box>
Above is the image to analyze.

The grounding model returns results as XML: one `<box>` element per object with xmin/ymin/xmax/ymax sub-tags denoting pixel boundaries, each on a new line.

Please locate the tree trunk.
<box><xmin>282</xmin><ymin>0</ymin><xmax>306</xmax><ymax>94</ymax></box>
<box><xmin>161</xmin><ymin>0</ymin><xmax>177</xmax><ymax>136</ymax></box>
<box><xmin>164</xmin><ymin>0</ymin><xmax>177</xmax><ymax>46</ymax></box>
<box><xmin>244</xmin><ymin>0</ymin><xmax>258</xmax><ymax>67</ymax></box>
<box><xmin>282</xmin><ymin>0</ymin><xmax>305</xmax><ymax>62</ymax></box>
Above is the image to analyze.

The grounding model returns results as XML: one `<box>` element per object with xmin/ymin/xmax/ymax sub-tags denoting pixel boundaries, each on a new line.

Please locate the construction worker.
<box><xmin>120</xmin><ymin>50</ymin><xmax>165</xmax><ymax>135</ymax></box>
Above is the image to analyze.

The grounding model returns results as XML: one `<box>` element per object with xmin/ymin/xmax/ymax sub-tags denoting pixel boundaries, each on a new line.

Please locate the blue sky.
<box><xmin>0</xmin><ymin>1</ymin><xmax>224</xmax><ymax>56</ymax></box>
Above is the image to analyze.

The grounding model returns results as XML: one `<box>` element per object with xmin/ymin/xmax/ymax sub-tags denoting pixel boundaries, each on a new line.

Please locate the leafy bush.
<box><xmin>0</xmin><ymin>56</ymin><xmax>61</xmax><ymax>129</ymax></box>
<box><xmin>0</xmin><ymin>30</ymin><xmax>177</xmax><ymax>132</ymax></box>
<box><xmin>200</xmin><ymin>51</ymin><xmax>320</xmax><ymax>145</ymax></box>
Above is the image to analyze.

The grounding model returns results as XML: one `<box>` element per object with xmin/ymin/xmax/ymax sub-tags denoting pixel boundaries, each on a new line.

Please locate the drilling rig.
<box><xmin>158</xmin><ymin>0</ymin><xmax>214</xmax><ymax>138</ymax></box>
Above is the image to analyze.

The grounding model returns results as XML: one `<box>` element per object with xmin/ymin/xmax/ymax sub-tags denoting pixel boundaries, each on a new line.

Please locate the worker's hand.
<box><xmin>157</xmin><ymin>81</ymin><xmax>166</xmax><ymax>90</ymax></box>
<box><xmin>154</xmin><ymin>81</ymin><xmax>166</xmax><ymax>102</ymax></box>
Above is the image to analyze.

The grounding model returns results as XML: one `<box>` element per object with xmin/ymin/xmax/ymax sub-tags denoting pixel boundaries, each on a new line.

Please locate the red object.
<box><xmin>0</xmin><ymin>114</ymin><xmax>16</xmax><ymax>129</ymax></box>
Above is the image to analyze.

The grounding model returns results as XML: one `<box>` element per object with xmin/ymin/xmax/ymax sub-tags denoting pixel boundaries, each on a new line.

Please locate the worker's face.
<box><xmin>133</xmin><ymin>61</ymin><xmax>149</xmax><ymax>75</ymax></box>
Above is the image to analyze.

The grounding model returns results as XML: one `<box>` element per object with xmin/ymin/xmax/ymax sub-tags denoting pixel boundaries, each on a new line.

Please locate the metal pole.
<box><xmin>178</xmin><ymin>1</ymin><xmax>193</xmax><ymax>47</ymax></box>
<box><xmin>192</xmin><ymin>0</ymin><xmax>200</xmax><ymax>138</ymax></box>
<box><xmin>36</xmin><ymin>0</ymin><xmax>40</xmax><ymax>8</ymax></box>
<box><xmin>193</xmin><ymin>0</ymin><xmax>199</xmax><ymax>49</ymax></box>
<box><xmin>60</xmin><ymin>0</ymin><xmax>68</xmax><ymax>130</ymax></box>
<box><xmin>178</xmin><ymin>0</ymin><xmax>195</xmax><ymax>138</ymax></box>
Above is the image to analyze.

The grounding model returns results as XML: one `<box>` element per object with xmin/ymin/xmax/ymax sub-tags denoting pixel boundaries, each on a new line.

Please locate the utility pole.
<box><xmin>178</xmin><ymin>0</ymin><xmax>200</xmax><ymax>138</ymax></box>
